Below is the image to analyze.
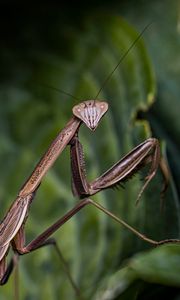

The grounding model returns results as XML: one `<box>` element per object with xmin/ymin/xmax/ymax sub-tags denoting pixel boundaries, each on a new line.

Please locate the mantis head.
<box><xmin>72</xmin><ymin>100</ymin><xmax>108</xmax><ymax>131</ymax></box>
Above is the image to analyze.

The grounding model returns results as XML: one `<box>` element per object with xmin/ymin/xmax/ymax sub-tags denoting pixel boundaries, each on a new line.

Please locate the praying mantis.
<box><xmin>1</xmin><ymin>99</ymin><xmax>180</xmax><ymax>288</ymax></box>
<box><xmin>1</xmin><ymin>24</ymin><xmax>180</xmax><ymax>300</ymax></box>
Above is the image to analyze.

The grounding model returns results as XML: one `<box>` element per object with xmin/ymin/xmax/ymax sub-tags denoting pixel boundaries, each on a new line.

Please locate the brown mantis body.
<box><xmin>0</xmin><ymin>99</ymin><xmax>180</xmax><ymax>291</ymax></box>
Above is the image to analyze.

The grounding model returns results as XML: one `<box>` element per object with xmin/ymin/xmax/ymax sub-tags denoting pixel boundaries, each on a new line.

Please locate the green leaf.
<box><xmin>94</xmin><ymin>244</ymin><xmax>180</xmax><ymax>299</ymax></box>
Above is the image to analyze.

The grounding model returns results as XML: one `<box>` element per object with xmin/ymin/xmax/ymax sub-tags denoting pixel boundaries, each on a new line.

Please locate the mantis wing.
<box><xmin>0</xmin><ymin>243</ymin><xmax>10</xmax><ymax>262</ymax></box>
<box><xmin>0</xmin><ymin>195</ymin><xmax>31</xmax><ymax>249</ymax></box>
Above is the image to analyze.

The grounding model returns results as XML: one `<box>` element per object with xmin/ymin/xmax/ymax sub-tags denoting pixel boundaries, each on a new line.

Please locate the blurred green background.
<box><xmin>0</xmin><ymin>1</ymin><xmax>180</xmax><ymax>299</ymax></box>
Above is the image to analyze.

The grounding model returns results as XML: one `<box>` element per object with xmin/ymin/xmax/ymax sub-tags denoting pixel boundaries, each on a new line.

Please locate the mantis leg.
<box><xmin>13</xmin><ymin>235</ymin><xmax>82</xmax><ymax>299</ymax></box>
<box><xmin>89</xmin><ymin>138</ymin><xmax>163</xmax><ymax>202</ymax></box>
<box><xmin>0</xmin><ymin>254</ymin><xmax>18</xmax><ymax>285</ymax></box>
<box><xmin>69</xmin><ymin>136</ymin><xmax>180</xmax><ymax>245</ymax></box>
<box><xmin>70</xmin><ymin>136</ymin><xmax>169</xmax><ymax>202</ymax></box>
<box><xmin>2</xmin><ymin>199</ymin><xmax>91</xmax><ymax>298</ymax></box>
<box><xmin>16</xmin><ymin>198</ymin><xmax>90</xmax><ymax>253</ymax></box>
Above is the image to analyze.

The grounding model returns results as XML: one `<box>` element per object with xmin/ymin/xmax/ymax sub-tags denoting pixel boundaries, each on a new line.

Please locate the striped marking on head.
<box><xmin>72</xmin><ymin>100</ymin><xmax>108</xmax><ymax>131</ymax></box>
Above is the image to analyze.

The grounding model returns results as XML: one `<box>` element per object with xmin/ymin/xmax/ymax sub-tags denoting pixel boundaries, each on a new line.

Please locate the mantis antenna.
<box><xmin>39</xmin><ymin>23</ymin><xmax>153</xmax><ymax>102</ymax></box>
<box><xmin>38</xmin><ymin>83</ymin><xmax>80</xmax><ymax>101</ymax></box>
<box><xmin>95</xmin><ymin>22</ymin><xmax>153</xmax><ymax>99</ymax></box>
